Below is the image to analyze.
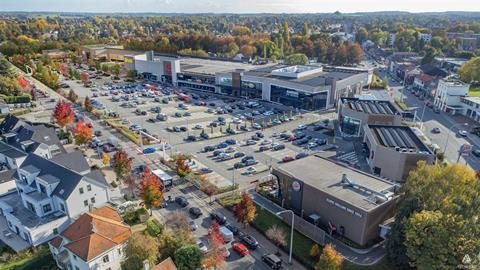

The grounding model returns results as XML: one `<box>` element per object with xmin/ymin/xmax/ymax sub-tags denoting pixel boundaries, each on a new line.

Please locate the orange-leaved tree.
<box><xmin>233</xmin><ymin>192</ymin><xmax>257</xmax><ymax>228</ymax></box>
<box><xmin>73</xmin><ymin>120</ymin><xmax>93</xmax><ymax>146</ymax></box>
<box><xmin>84</xmin><ymin>96</ymin><xmax>93</xmax><ymax>112</ymax></box>
<box><xmin>175</xmin><ymin>155</ymin><xmax>191</xmax><ymax>177</ymax></box>
<box><xmin>112</xmin><ymin>150</ymin><xmax>132</xmax><ymax>180</ymax></box>
<box><xmin>52</xmin><ymin>100</ymin><xmax>74</xmax><ymax>128</ymax></box>
<box><xmin>139</xmin><ymin>167</ymin><xmax>163</xmax><ymax>213</ymax></box>
<box><xmin>203</xmin><ymin>221</ymin><xmax>226</xmax><ymax>269</ymax></box>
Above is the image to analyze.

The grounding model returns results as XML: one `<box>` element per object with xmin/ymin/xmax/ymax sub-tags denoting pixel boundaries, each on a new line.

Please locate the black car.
<box><xmin>189</xmin><ymin>207</ymin><xmax>202</xmax><ymax>218</ymax></box>
<box><xmin>200</xmin><ymin>133</ymin><xmax>209</xmax><ymax>139</ymax></box>
<box><xmin>234</xmin><ymin>152</ymin><xmax>245</xmax><ymax>158</ymax></box>
<box><xmin>175</xmin><ymin>196</ymin><xmax>189</xmax><ymax>207</ymax></box>
<box><xmin>234</xmin><ymin>162</ymin><xmax>246</xmax><ymax>169</ymax></box>
<box><xmin>472</xmin><ymin>149</ymin><xmax>480</xmax><ymax>158</ymax></box>
<box><xmin>296</xmin><ymin>152</ymin><xmax>309</xmax><ymax>159</ymax></box>
<box><xmin>225</xmin><ymin>223</ymin><xmax>240</xmax><ymax>235</ymax></box>
<box><xmin>210</xmin><ymin>212</ymin><xmax>227</xmax><ymax>225</ymax></box>
<box><xmin>240</xmin><ymin>234</ymin><xmax>259</xmax><ymax>249</ymax></box>
<box><xmin>256</xmin><ymin>132</ymin><xmax>264</xmax><ymax>138</ymax></box>
<box><xmin>262</xmin><ymin>254</ymin><xmax>282</xmax><ymax>269</ymax></box>
<box><xmin>204</xmin><ymin>146</ymin><xmax>215</xmax><ymax>152</ymax></box>
<box><xmin>259</xmin><ymin>145</ymin><xmax>271</xmax><ymax>152</ymax></box>
<box><xmin>241</xmin><ymin>156</ymin><xmax>254</xmax><ymax>163</ymax></box>
<box><xmin>272</xmin><ymin>144</ymin><xmax>285</xmax><ymax>151</ymax></box>
<box><xmin>179</xmin><ymin>126</ymin><xmax>188</xmax><ymax>132</ymax></box>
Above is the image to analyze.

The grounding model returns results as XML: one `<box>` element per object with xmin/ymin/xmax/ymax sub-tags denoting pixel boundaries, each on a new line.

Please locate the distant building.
<box><xmin>434</xmin><ymin>57</ymin><xmax>467</xmax><ymax>73</ymax></box>
<box><xmin>461</xmin><ymin>96</ymin><xmax>480</xmax><ymax>122</ymax></box>
<box><xmin>363</xmin><ymin>125</ymin><xmax>435</xmax><ymax>182</ymax></box>
<box><xmin>446</xmin><ymin>31</ymin><xmax>480</xmax><ymax>51</ymax></box>
<box><xmin>338</xmin><ymin>97</ymin><xmax>402</xmax><ymax>137</ymax></box>
<box><xmin>419</xmin><ymin>33</ymin><xmax>432</xmax><ymax>43</ymax></box>
<box><xmin>42</xmin><ymin>49</ymin><xmax>68</xmax><ymax>62</ymax></box>
<box><xmin>413</xmin><ymin>73</ymin><xmax>436</xmax><ymax>97</ymax></box>
<box><xmin>388</xmin><ymin>33</ymin><xmax>396</xmax><ymax>47</ymax></box>
<box><xmin>78</xmin><ymin>45</ymin><xmax>143</xmax><ymax>62</ymax></box>
<box><xmin>272</xmin><ymin>155</ymin><xmax>398</xmax><ymax>246</ymax></box>
<box><xmin>434</xmin><ymin>77</ymin><xmax>470</xmax><ymax>114</ymax></box>
<box><xmin>49</xmin><ymin>206</ymin><xmax>131</xmax><ymax>270</ymax></box>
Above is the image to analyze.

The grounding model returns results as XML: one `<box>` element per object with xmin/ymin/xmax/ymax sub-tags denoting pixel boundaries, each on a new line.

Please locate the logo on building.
<box><xmin>291</xmin><ymin>181</ymin><xmax>301</xmax><ymax>192</ymax></box>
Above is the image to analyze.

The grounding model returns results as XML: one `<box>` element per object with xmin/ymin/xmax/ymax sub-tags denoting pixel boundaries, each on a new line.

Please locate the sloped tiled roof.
<box><xmin>49</xmin><ymin>236</ymin><xmax>63</xmax><ymax>248</ymax></box>
<box><xmin>90</xmin><ymin>206</ymin><xmax>122</xmax><ymax>222</ymax></box>
<box><xmin>152</xmin><ymin>257</ymin><xmax>178</xmax><ymax>270</ymax></box>
<box><xmin>62</xmin><ymin>207</ymin><xmax>131</xmax><ymax>261</ymax></box>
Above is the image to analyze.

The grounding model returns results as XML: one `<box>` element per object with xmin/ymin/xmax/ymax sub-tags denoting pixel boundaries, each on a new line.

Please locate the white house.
<box><xmin>434</xmin><ymin>77</ymin><xmax>470</xmax><ymax>114</ymax></box>
<box><xmin>0</xmin><ymin>153</ymin><xmax>110</xmax><ymax>251</ymax></box>
<box><xmin>461</xmin><ymin>96</ymin><xmax>480</xmax><ymax>122</ymax></box>
<box><xmin>49</xmin><ymin>206</ymin><xmax>131</xmax><ymax>270</ymax></box>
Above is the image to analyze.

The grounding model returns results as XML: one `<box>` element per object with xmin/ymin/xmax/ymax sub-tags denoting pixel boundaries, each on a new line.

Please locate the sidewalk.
<box><xmin>251</xmin><ymin>190</ymin><xmax>386</xmax><ymax>266</ymax></box>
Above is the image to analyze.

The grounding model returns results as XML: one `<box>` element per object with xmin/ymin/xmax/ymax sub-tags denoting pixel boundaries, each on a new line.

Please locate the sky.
<box><xmin>0</xmin><ymin>0</ymin><xmax>479</xmax><ymax>13</ymax></box>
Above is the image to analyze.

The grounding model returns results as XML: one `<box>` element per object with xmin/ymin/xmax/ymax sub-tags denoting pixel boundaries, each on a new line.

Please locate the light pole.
<box><xmin>276</xmin><ymin>210</ymin><xmax>294</xmax><ymax>264</ymax></box>
<box><xmin>443</xmin><ymin>123</ymin><xmax>468</xmax><ymax>154</ymax></box>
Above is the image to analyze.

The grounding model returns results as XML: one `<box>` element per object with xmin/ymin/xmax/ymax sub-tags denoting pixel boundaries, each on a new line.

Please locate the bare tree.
<box><xmin>166</xmin><ymin>211</ymin><xmax>190</xmax><ymax>231</ymax></box>
<box><xmin>265</xmin><ymin>225</ymin><xmax>287</xmax><ymax>253</ymax></box>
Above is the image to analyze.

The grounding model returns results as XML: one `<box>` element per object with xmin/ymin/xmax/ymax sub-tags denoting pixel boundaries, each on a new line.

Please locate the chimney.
<box><xmin>143</xmin><ymin>260</ymin><xmax>150</xmax><ymax>270</ymax></box>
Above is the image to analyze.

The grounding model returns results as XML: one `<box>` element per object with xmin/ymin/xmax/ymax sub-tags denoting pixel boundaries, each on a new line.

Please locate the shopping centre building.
<box><xmin>125</xmin><ymin>51</ymin><xmax>372</xmax><ymax>111</ymax></box>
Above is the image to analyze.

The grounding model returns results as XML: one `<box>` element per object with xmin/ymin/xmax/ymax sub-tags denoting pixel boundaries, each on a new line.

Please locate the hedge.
<box><xmin>4</xmin><ymin>95</ymin><xmax>30</xmax><ymax>104</ymax></box>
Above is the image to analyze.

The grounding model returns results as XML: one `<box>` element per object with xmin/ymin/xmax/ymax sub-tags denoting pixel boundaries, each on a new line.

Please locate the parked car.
<box><xmin>197</xmin><ymin>240</ymin><xmax>208</xmax><ymax>253</ymax></box>
<box><xmin>458</xmin><ymin>130</ymin><xmax>468</xmax><ymax>137</ymax></box>
<box><xmin>240</xmin><ymin>234</ymin><xmax>259</xmax><ymax>249</ymax></box>
<box><xmin>210</xmin><ymin>212</ymin><xmax>227</xmax><ymax>225</ymax></box>
<box><xmin>142</xmin><ymin>147</ymin><xmax>156</xmax><ymax>154</ymax></box>
<box><xmin>175</xmin><ymin>196</ymin><xmax>189</xmax><ymax>207</ymax></box>
<box><xmin>225</xmin><ymin>223</ymin><xmax>240</xmax><ymax>235</ymax></box>
<box><xmin>243</xmin><ymin>167</ymin><xmax>257</xmax><ymax>175</ymax></box>
<box><xmin>189</xmin><ymin>220</ymin><xmax>198</xmax><ymax>231</ymax></box>
<box><xmin>189</xmin><ymin>207</ymin><xmax>203</xmax><ymax>218</ymax></box>
<box><xmin>225</xmin><ymin>139</ymin><xmax>237</xmax><ymax>145</ymax></box>
<box><xmin>431</xmin><ymin>127</ymin><xmax>441</xmax><ymax>134</ymax></box>
<box><xmin>199</xmin><ymin>167</ymin><xmax>213</xmax><ymax>174</ymax></box>
<box><xmin>296</xmin><ymin>152</ymin><xmax>309</xmax><ymax>159</ymax></box>
<box><xmin>234</xmin><ymin>152</ymin><xmax>245</xmax><ymax>158</ymax></box>
<box><xmin>262</xmin><ymin>254</ymin><xmax>282</xmax><ymax>269</ymax></box>
<box><xmin>232</xmin><ymin>242</ymin><xmax>249</xmax><ymax>257</ymax></box>
<box><xmin>241</xmin><ymin>156</ymin><xmax>254</xmax><ymax>163</ymax></box>
<box><xmin>282</xmin><ymin>156</ymin><xmax>295</xmax><ymax>163</ymax></box>
<box><xmin>234</xmin><ymin>162</ymin><xmax>246</xmax><ymax>169</ymax></box>
<box><xmin>272</xmin><ymin>144</ymin><xmax>285</xmax><ymax>151</ymax></box>
<box><xmin>220</xmin><ymin>226</ymin><xmax>234</xmax><ymax>243</ymax></box>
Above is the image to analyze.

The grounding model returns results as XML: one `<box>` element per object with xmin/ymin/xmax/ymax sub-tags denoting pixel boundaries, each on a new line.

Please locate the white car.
<box><xmin>243</xmin><ymin>166</ymin><xmax>257</xmax><ymax>175</ymax></box>
<box><xmin>261</xmin><ymin>139</ymin><xmax>272</xmax><ymax>145</ymax></box>
<box><xmin>197</xmin><ymin>240</ymin><xmax>208</xmax><ymax>253</ymax></box>
<box><xmin>458</xmin><ymin>130</ymin><xmax>468</xmax><ymax>137</ymax></box>
<box><xmin>232</xmin><ymin>118</ymin><xmax>243</xmax><ymax>124</ymax></box>
<box><xmin>297</xmin><ymin>124</ymin><xmax>307</xmax><ymax>130</ymax></box>
<box><xmin>194</xmin><ymin>124</ymin><xmax>203</xmax><ymax>129</ymax></box>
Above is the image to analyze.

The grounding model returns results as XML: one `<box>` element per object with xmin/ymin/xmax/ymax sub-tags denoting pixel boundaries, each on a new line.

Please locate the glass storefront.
<box><xmin>270</xmin><ymin>85</ymin><xmax>327</xmax><ymax>111</ymax></box>
<box><xmin>177</xmin><ymin>82</ymin><xmax>215</xmax><ymax>92</ymax></box>
<box><xmin>340</xmin><ymin>116</ymin><xmax>361</xmax><ymax>136</ymax></box>
<box><xmin>240</xmin><ymin>81</ymin><xmax>263</xmax><ymax>99</ymax></box>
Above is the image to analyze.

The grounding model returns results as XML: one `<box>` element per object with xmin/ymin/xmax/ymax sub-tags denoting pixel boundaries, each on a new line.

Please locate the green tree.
<box><xmin>174</xmin><ymin>245</ymin><xmax>203</xmax><ymax>270</ymax></box>
<box><xmin>284</xmin><ymin>53</ymin><xmax>308</xmax><ymax>65</ymax></box>
<box><xmin>122</xmin><ymin>232</ymin><xmax>159</xmax><ymax>270</ymax></box>
<box><xmin>158</xmin><ymin>229</ymin><xmax>184</xmax><ymax>260</ymax></box>
<box><xmin>458</xmin><ymin>57</ymin><xmax>480</xmax><ymax>83</ymax></box>
<box><xmin>386</xmin><ymin>162</ymin><xmax>480</xmax><ymax>269</ymax></box>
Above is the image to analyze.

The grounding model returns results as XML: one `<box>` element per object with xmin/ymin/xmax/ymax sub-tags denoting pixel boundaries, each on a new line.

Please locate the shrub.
<box><xmin>146</xmin><ymin>219</ymin><xmax>163</xmax><ymax>237</ymax></box>
<box><xmin>110</xmin><ymin>181</ymin><xmax>118</xmax><ymax>188</ymax></box>
<box><xmin>4</xmin><ymin>95</ymin><xmax>31</xmax><ymax>104</ymax></box>
<box><xmin>123</xmin><ymin>211</ymin><xmax>140</xmax><ymax>225</ymax></box>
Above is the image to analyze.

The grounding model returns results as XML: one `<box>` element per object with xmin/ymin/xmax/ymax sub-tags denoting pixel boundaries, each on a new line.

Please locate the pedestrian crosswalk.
<box><xmin>335</xmin><ymin>151</ymin><xmax>359</xmax><ymax>165</ymax></box>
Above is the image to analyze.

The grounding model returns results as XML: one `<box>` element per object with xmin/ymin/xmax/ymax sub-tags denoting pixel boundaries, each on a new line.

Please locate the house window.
<box><xmin>83</xmin><ymin>200</ymin><xmax>88</xmax><ymax>207</ymax></box>
<box><xmin>102</xmin><ymin>255</ymin><xmax>109</xmax><ymax>263</ymax></box>
<box><xmin>60</xmin><ymin>203</ymin><xmax>65</xmax><ymax>212</ymax></box>
<box><xmin>53</xmin><ymin>228</ymin><xmax>58</xmax><ymax>234</ymax></box>
<box><xmin>79</xmin><ymin>187</ymin><xmax>84</xmax><ymax>194</ymax></box>
<box><xmin>39</xmin><ymin>184</ymin><xmax>46</xmax><ymax>194</ymax></box>
<box><xmin>42</xmin><ymin>204</ymin><xmax>52</xmax><ymax>213</ymax></box>
<box><xmin>21</xmin><ymin>174</ymin><xmax>27</xmax><ymax>182</ymax></box>
<box><xmin>90</xmin><ymin>197</ymin><xmax>96</xmax><ymax>204</ymax></box>
<box><xmin>87</xmin><ymin>184</ymin><xmax>91</xmax><ymax>191</ymax></box>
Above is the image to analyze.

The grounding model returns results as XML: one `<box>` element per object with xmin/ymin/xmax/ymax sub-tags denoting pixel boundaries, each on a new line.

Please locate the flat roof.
<box><xmin>245</xmin><ymin>65</ymin><xmax>360</xmax><ymax>88</ymax></box>
<box><xmin>275</xmin><ymin>155</ymin><xmax>397</xmax><ymax>211</ymax></box>
<box><xmin>368</xmin><ymin>125</ymin><xmax>432</xmax><ymax>153</ymax></box>
<box><xmin>178</xmin><ymin>57</ymin><xmax>273</xmax><ymax>75</ymax></box>
<box><xmin>341</xmin><ymin>97</ymin><xmax>399</xmax><ymax>115</ymax></box>
<box><xmin>463</xmin><ymin>96</ymin><xmax>480</xmax><ymax>104</ymax></box>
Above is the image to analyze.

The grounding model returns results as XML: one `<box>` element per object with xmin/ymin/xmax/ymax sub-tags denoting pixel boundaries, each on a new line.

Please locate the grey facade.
<box><xmin>272</xmin><ymin>155</ymin><xmax>398</xmax><ymax>246</ymax></box>
<box><xmin>363</xmin><ymin>125</ymin><xmax>435</xmax><ymax>182</ymax></box>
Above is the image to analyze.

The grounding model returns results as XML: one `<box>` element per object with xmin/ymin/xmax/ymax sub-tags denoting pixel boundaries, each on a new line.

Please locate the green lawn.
<box><xmin>0</xmin><ymin>246</ymin><xmax>55</xmax><ymax>270</ymax></box>
<box><xmin>252</xmin><ymin>205</ymin><xmax>318</xmax><ymax>268</ymax></box>
<box><xmin>468</xmin><ymin>86</ymin><xmax>480</xmax><ymax>97</ymax></box>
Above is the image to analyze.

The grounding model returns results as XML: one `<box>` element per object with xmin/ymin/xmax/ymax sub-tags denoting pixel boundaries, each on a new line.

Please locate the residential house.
<box><xmin>413</xmin><ymin>74</ymin><xmax>436</xmax><ymax>97</ymax></box>
<box><xmin>0</xmin><ymin>153</ymin><xmax>109</xmax><ymax>251</ymax></box>
<box><xmin>49</xmin><ymin>206</ymin><xmax>131</xmax><ymax>270</ymax></box>
<box><xmin>461</xmin><ymin>97</ymin><xmax>480</xmax><ymax>122</ymax></box>
<box><xmin>150</xmin><ymin>257</ymin><xmax>178</xmax><ymax>270</ymax></box>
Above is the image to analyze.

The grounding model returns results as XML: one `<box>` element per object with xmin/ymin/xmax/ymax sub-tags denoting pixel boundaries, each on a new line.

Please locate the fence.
<box><xmin>277</xmin><ymin>210</ymin><xmax>326</xmax><ymax>246</ymax></box>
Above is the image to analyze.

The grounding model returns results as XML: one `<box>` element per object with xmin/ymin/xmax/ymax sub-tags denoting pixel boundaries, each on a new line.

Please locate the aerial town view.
<box><xmin>0</xmin><ymin>0</ymin><xmax>479</xmax><ymax>269</ymax></box>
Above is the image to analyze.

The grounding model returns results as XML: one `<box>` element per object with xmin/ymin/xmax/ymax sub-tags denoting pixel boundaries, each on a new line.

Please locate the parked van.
<box><xmin>219</xmin><ymin>226</ymin><xmax>234</xmax><ymax>243</ymax></box>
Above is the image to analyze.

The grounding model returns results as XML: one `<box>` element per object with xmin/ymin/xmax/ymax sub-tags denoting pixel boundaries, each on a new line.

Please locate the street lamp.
<box><xmin>276</xmin><ymin>210</ymin><xmax>294</xmax><ymax>264</ymax></box>
<box><xmin>443</xmin><ymin>123</ymin><xmax>468</xmax><ymax>154</ymax></box>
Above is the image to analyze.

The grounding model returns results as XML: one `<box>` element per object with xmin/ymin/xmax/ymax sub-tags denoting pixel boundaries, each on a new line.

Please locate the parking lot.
<box><xmin>63</xmin><ymin>65</ymin><xmax>346</xmax><ymax>188</ymax></box>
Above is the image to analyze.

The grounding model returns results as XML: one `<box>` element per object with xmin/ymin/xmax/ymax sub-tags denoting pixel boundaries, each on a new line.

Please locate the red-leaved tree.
<box><xmin>203</xmin><ymin>221</ymin><xmax>226</xmax><ymax>268</ymax></box>
<box><xmin>81</xmin><ymin>72</ymin><xmax>89</xmax><ymax>86</ymax></box>
<box><xmin>59</xmin><ymin>64</ymin><xmax>68</xmax><ymax>77</ymax></box>
<box><xmin>233</xmin><ymin>192</ymin><xmax>257</xmax><ymax>228</ymax></box>
<box><xmin>73</xmin><ymin>120</ymin><xmax>93</xmax><ymax>146</ymax></box>
<box><xmin>207</xmin><ymin>221</ymin><xmax>224</xmax><ymax>244</ymax></box>
<box><xmin>17</xmin><ymin>75</ymin><xmax>30</xmax><ymax>89</ymax></box>
<box><xmin>52</xmin><ymin>100</ymin><xmax>74</xmax><ymax>128</ymax></box>
<box><xmin>139</xmin><ymin>167</ymin><xmax>163</xmax><ymax>212</ymax></box>
<box><xmin>112</xmin><ymin>150</ymin><xmax>132</xmax><ymax>180</ymax></box>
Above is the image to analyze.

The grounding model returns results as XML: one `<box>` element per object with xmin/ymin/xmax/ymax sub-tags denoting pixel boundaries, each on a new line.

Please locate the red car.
<box><xmin>86</xmin><ymin>122</ymin><xmax>93</xmax><ymax>128</ymax></box>
<box><xmin>282</xmin><ymin>156</ymin><xmax>295</xmax><ymax>163</ymax></box>
<box><xmin>287</xmin><ymin>135</ymin><xmax>296</xmax><ymax>142</ymax></box>
<box><xmin>232</xmin><ymin>242</ymin><xmax>249</xmax><ymax>257</ymax></box>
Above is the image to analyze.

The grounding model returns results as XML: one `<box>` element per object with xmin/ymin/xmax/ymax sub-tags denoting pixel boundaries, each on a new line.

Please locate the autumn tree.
<box><xmin>175</xmin><ymin>155</ymin><xmax>191</xmax><ymax>177</ymax></box>
<box><xmin>139</xmin><ymin>167</ymin><xmax>163</xmax><ymax>211</ymax></box>
<box><xmin>387</xmin><ymin>162</ymin><xmax>480</xmax><ymax>269</ymax></box>
<box><xmin>112</xmin><ymin>150</ymin><xmax>132</xmax><ymax>180</ymax></box>
<box><xmin>68</xmin><ymin>89</ymin><xmax>78</xmax><ymax>103</ymax></box>
<box><xmin>81</xmin><ymin>72</ymin><xmax>89</xmax><ymax>86</ymax></box>
<box><xmin>203</xmin><ymin>221</ymin><xmax>226</xmax><ymax>269</ymax></box>
<box><xmin>166</xmin><ymin>211</ymin><xmax>190</xmax><ymax>233</ymax></box>
<box><xmin>52</xmin><ymin>100</ymin><xmax>74</xmax><ymax>128</ymax></box>
<box><xmin>158</xmin><ymin>228</ymin><xmax>189</xmax><ymax>261</ymax></box>
<box><xmin>315</xmin><ymin>244</ymin><xmax>343</xmax><ymax>270</ymax></box>
<box><xmin>310</xmin><ymin>244</ymin><xmax>321</xmax><ymax>258</ymax></box>
<box><xmin>233</xmin><ymin>192</ymin><xmax>257</xmax><ymax>227</ymax></box>
<box><xmin>199</xmin><ymin>175</ymin><xmax>217</xmax><ymax>203</ymax></box>
<box><xmin>102</xmin><ymin>153</ymin><xmax>110</xmax><ymax>165</ymax></box>
<box><xmin>122</xmin><ymin>232</ymin><xmax>159</xmax><ymax>270</ymax></box>
<box><xmin>265</xmin><ymin>225</ymin><xmax>287</xmax><ymax>253</ymax></box>
<box><xmin>84</xmin><ymin>96</ymin><xmax>93</xmax><ymax>112</ymax></box>
<box><xmin>73</xmin><ymin>120</ymin><xmax>93</xmax><ymax>146</ymax></box>
<box><xmin>458</xmin><ymin>57</ymin><xmax>480</xmax><ymax>83</ymax></box>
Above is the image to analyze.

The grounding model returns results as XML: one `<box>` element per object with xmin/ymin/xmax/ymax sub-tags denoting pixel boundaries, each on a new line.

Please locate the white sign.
<box><xmin>292</xmin><ymin>181</ymin><xmax>301</xmax><ymax>192</ymax></box>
